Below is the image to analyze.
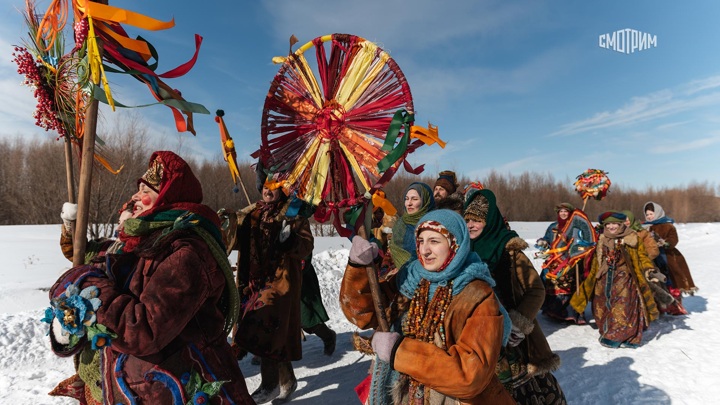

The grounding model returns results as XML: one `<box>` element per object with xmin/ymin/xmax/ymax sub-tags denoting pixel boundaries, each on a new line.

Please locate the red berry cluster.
<box><xmin>11</xmin><ymin>46</ymin><xmax>67</xmax><ymax>137</ymax></box>
<box><xmin>74</xmin><ymin>19</ymin><xmax>88</xmax><ymax>50</ymax></box>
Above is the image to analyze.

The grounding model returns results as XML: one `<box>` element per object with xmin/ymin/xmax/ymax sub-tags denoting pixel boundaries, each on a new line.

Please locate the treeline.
<box><xmin>2</xmin><ymin>125</ymin><xmax>718</xmax><ymax>236</ymax></box>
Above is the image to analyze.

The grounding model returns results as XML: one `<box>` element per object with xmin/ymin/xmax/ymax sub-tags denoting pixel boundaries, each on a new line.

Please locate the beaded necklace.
<box><xmin>402</xmin><ymin>278</ymin><xmax>454</xmax><ymax>402</ymax></box>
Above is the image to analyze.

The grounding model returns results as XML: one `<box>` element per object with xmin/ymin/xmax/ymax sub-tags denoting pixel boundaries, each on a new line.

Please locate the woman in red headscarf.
<box><xmin>46</xmin><ymin>151</ymin><xmax>253</xmax><ymax>404</ymax></box>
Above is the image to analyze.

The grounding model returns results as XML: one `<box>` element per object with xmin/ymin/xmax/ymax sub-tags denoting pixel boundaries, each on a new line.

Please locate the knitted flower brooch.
<box><xmin>41</xmin><ymin>283</ymin><xmax>116</xmax><ymax>350</ymax></box>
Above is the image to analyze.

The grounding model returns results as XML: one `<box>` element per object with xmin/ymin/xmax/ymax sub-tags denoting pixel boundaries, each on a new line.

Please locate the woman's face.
<box><xmin>558</xmin><ymin>208</ymin><xmax>570</xmax><ymax>220</ymax></box>
<box><xmin>605</xmin><ymin>222</ymin><xmax>621</xmax><ymax>233</ymax></box>
<box><xmin>262</xmin><ymin>186</ymin><xmax>282</xmax><ymax>203</ymax></box>
<box><xmin>131</xmin><ymin>183</ymin><xmax>159</xmax><ymax>217</ymax></box>
<box><xmin>417</xmin><ymin>230</ymin><xmax>451</xmax><ymax>272</ymax></box>
<box><xmin>645</xmin><ymin>210</ymin><xmax>655</xmax><ymax>222</ymax></box>
<box><xmin>405</xmin><ymin>189</ymin><xmax>422</xmax><ymax>214</ymax></box>
<box><xmin>466</xmin><ymin>219</ymin><xmax>486</xmax><ymax>239</ymax></box>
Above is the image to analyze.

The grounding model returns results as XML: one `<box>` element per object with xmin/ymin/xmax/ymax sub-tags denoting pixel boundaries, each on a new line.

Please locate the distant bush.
<box><xmin>1</xmin><ymin>117</ymin><xmax>717</xmax><ymax>231</ymax></box>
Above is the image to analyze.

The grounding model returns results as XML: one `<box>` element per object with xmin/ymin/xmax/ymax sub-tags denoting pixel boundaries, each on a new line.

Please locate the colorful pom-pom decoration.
<box><xmin>574</xmin><ymin>169</ymin><xmax>611</xmax><ymax>201</ymax></box>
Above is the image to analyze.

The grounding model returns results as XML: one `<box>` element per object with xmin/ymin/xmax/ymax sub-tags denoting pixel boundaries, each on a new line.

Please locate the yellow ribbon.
<box><xmin>410</xmin><ymin>123</ymin><xmax>446</xmax><ymax>148</ymax></box>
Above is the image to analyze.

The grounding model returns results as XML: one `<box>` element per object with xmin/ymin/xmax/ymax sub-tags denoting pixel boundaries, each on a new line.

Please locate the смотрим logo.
<box><xmin>599</xmin><ymin>29</ymin><xmax>657</xmax><ymax>54</ymax></box>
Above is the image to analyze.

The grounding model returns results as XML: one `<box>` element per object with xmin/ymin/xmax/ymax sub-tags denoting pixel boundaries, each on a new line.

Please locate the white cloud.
<box><xmin>649</xmin><ymin>134</ymin><xmax>720</xmax><ymax>154</ymax></box>
<box><xmin>550</xmin><ymin>75</ymin><xmax>720</xmax><ymax>137</ymax></box>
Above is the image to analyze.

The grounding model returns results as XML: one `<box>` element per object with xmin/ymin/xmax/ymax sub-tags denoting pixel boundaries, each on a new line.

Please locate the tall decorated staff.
<box><xmin>253</xmin><ymin>33</ymin><xmax>445</xmax><ymax>330</ymax></box>
<box><xmin>215</xmin><ymin>109</ymin><xmax>251</xmax><ymax>205</ymax></box>
<box><xmin>20</xmin><ymin>0</ymin><xmax>209</xmax><ymax>266</ymax></box>
<box><xmin>574</xmin><ymin>168</ymin><xmax>611</xmax><ymax>211</ymax></box>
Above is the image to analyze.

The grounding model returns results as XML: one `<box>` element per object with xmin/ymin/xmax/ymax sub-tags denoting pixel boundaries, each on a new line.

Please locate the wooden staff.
<box><xmin>356</xmin><ymin>196</ymin><xmax>390</xmax><ymax>332</ymax></box>
<box><xmin>73</xmin><ymin>0</ymin><xmax>107</xmax><ymax>267</ymax></box>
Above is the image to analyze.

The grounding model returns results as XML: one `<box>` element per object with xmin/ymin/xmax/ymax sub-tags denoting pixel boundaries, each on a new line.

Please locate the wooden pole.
<box><xmin>73</xmin><ymin>0</ymin><xmax>107</xmax><ymax>267</ymax></box>
<box><xmin>582</xmin><ymin>197</ymin><xmax>588</xmax><ymax>212</ymax></box>
<box><xmin>357</xmin><ymin>197</ymin><xmax>390</xmax><ymax>332</ymax></box>
<box><xmin>72</xmin><ymin>98</ymin><xmax>99</xmax><ymax>267</ymax></box>
<box><xmin>63</xmin><ymin>135</ymin><xmax>75</xmax><ymax>203</ymax></box>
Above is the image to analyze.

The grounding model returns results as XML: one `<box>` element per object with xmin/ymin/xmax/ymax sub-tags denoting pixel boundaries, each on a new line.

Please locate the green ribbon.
<box><xmin>91</xmin><ymin>85</ymin><xmax>210</xmax><ymax>115</ymax></box>
<box><xmin>378</xmin><ymin>109</ymin><xmax>414</xmax><ymax>173</ymax></box>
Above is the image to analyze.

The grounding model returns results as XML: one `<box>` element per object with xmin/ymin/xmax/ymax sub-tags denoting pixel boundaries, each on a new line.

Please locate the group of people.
<box><xmin>341</xmin><ymin>170</ymin><xmax>698</xmax><ymax>404</ymax></box>
<box><xmin>43</xmin><ymin>153</ymin><xmax>697</xmax><ymax>405</ymax></box>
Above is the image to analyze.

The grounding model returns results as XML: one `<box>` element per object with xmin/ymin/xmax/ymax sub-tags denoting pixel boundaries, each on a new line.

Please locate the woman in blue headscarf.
<box><xmin>341</xmin><ymin>209</ymin><xmax>514</xmax><ymax>404</ymax></box>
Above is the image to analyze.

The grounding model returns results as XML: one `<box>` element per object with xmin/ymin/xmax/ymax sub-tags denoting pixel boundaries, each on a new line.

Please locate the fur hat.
<box><xmin>464</xmin><ymin>192</ymin><xmax>489</xmax><ymax>223</ymax></box>
<box><xmin>434</xmin><ymin>170</ymin><xmax>458</xmax><ymax>194</ymax></box>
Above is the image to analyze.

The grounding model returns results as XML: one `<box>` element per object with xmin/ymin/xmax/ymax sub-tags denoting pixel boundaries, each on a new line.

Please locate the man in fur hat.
<box><xmin>433</xmin><ymin>170</ymin><xmax>460</xmax><ymax>201</ymax></box>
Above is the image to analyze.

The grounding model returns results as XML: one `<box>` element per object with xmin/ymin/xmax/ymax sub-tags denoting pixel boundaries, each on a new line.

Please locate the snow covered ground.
<box><xmin>1</xmin><ymin>222</ymin><xmax>717</xmax><ymax>404</ymax></box>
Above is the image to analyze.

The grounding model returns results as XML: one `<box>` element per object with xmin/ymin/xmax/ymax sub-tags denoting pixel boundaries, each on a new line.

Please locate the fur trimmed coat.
<box><xmin>646</xmin><ymin>222</ymin><xmax>697</xmax><ymax>293</ymax></box>
<box><xmin>230</xmin><ymin>201</ymin><xmax>314</xmax><ymax>362</ymax></box>
<box><xmin>340</xmin><ymin>264</ymin><xmax>514</xmax><ymax>404</ymax></box>
<box><xmin>497</xmin><ymin>237</ymin><xmax>561</xmax><ymax>376</ymax></box>
<box><xmin>59</xmin><ymin>231</ymin><xmax>254</xmax><ymax>404</ymax></box>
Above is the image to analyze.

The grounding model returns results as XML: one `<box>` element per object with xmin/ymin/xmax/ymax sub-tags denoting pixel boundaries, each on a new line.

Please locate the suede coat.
<box><xmin>646</xmin><ymin>222</ymin><xmax>697</xmax><ymax>293</ymax></box>
<box><xmin>231</xmin><ymin>200</ymin><xmax>314</xmax><ymax>362</ymax></box>
<box><xmin>637</xmin><ymin>229</ymin><xmax>660</xmax><ymax>261</ymax></box>
<box><xmin>496</xmin><ymin>237</ymin><xmax>561</xmax><ymax>376</ymax></box>
<box><xmin>340</xmin><ymin>264</ymin><xmax>514</xmax><ymax>404</ymax></box>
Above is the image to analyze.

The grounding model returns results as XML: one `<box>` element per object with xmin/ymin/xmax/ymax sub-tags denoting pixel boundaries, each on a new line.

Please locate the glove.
<box><xmin>507</xmin><ymin>324</ymin><xmax>525</xmax><ymax>347</ymax></box>
<box><xmin>371</xmin><ymin>331</ymin><xmax>401</xmax><ymax>363</ymax></box>
<box><xmin>278</xmin><ymin>220</ymin><xmax>291</xmax><ymax>243</ymax></box>
<box><xmin>349</xmin><ymin>236</ymin><xmax>379</xmax><ymax>265</ymax></box>
<box><xmin>535</xmin><ymin>239</ymin><xmax>549</xmax><ymax>249</ymax></box>
<box><xmin>656</xmin><ymin>238</ymin><xmax>668</xmax><ymax>247</ymax></box>
<box><xmin>61</xmin><ymin>202</ymin><xmax>78</xmax><ymax>232</ymax></box>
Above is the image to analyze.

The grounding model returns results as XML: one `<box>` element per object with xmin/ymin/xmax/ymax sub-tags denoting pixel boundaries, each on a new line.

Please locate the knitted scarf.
<box><xmin>388</xmin><ymin>182</ymin><xmax>435</xmax><ymax>270</ymax></box>
<box><xmin>369</xmin><ymin>210</ymin><xmax>511</xmax><ymax>405</ymax></box>
<box><xmin>465</xmin><ymin>189</ymin><xmax>519</xmax><ymax>272</ymax></box>
<box><xmin>595</xmin><ymin>224</ymin><xmax>634</xmax><ymax>280</ymax></box>
<box><xmin>120</xmin><ymin>208</ymin><xmax>239</xmax><ymax>335</ymax></box>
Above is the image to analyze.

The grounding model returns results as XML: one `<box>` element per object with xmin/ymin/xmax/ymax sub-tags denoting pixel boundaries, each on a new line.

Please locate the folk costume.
<box><xmin>571</xmin><ymin>212</ymin><xmax>659</xmax><ymax>348</ymax></box>
<box><xmin>537</xmin><ymin>203</ymin><xmax>596</xmax><ymax>323</ymax></box>
<box><xmin>341</xmin><ymin>209</ymin><xmax>515</xmax><ymax>404</ymax></box>
<box><xmin>622</xmin><ymin>210</ymin><xmax>685</xmax><ymax>315</ymax></box>
<box><xmin>465</xmin><ymin>189</ymin><xmax>566</xmax><ymax>404</ymax></box>
<box><xmin>229</xmin><ymin>185</ymin><xmax>314</xmax><ymax>403</ymax></box>
<box><xmin>643</xmin><ymin>201</ymin><xmax>698</xmax><ymax>296</ymax></box>
<box><xmin>46</xmin><ymin>151</ymin><xmax>252</xmax><ymax>404</ymax></box>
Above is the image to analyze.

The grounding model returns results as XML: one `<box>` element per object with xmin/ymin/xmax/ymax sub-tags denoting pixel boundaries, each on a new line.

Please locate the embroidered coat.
<box><xmin>230</xmin><ymin>201</ymin><xmax>314</xmax><ymax>361</ymax></box>
<box><xmin>340</xmin><ymin>264</ymin><xmax>514</xmax><ymax>404</ymax></box>
<box><xmin>570</xmin><ymin>231</ymin><xmax>659</xmax><ymax>323</ymax></box>
<box><xmin>496</xmin><ymin>237</ymin><xmax>560</xmax><ymax>376</ymax></box>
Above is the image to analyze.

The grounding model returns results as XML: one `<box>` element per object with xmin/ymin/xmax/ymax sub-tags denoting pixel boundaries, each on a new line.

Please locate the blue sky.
<box><xmin>1</xmin><ymin>0</ymin><xmax>719</xmax><ymax>190</ymax></box>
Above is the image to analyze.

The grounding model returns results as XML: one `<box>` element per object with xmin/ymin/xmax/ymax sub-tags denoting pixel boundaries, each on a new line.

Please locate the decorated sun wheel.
<box><xmin>574</xmin><ymin>168</ymin><xmax>611</xmax><ymax>210</ymax></box>
<box><xmin>253</xmin><ymin>34</ymin><xmax>443</xmax><ymax>219</ymax></box>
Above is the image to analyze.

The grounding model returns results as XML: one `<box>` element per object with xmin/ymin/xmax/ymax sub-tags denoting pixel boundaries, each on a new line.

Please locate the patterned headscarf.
<box><xmin>464</xmin><ymin>189</ymin><xmax>519</xmax><ymax>272</ymax></box>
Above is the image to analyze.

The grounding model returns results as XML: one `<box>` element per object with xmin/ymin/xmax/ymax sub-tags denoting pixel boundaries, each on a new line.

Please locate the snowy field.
<box><xmin>0</xmin><ymin>222</ymin><xmax>718</xmax><ymax>404</ymax></box>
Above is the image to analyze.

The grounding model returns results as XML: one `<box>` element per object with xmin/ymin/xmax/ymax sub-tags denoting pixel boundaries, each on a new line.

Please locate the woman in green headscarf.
<box><xmin>464</xmin><ymin>188</ymin><xmax>565</xmax><ymax>404</ymax></box>
<box><xmin>386</xmin><ymin>182</ymin><xmax>435</xmax><ymax>274</ymax></box>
